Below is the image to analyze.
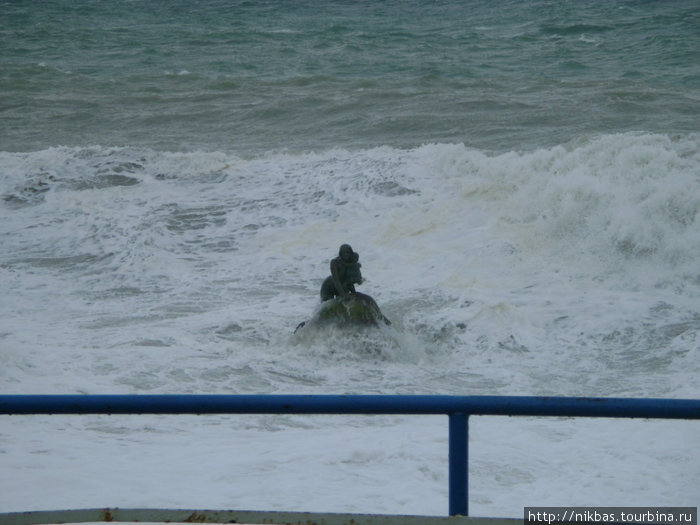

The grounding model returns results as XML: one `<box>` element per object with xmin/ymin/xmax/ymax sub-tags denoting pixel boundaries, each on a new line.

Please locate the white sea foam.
<box><xmin>1</xmin><ymin>133</ymin><xmax>698</xmax><ymax>515</ymax></box>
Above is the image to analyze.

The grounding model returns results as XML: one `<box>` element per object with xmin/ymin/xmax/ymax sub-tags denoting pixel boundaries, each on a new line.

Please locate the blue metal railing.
<box><xmin>1</xmin><ymin>394</ymin><xmax>699</xmax><ymax>516</ymax></box>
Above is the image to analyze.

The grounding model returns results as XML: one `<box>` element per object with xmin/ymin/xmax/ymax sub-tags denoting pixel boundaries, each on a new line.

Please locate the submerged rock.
<box><xmin>295</xmin><ymin>292</ymin><xmax>391</xmax><ymax>333</ymax></box>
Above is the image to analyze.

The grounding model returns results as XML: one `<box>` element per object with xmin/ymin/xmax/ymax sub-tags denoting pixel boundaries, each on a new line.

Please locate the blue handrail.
<box><xmin>2</xmin><ymin>394</ymin><xmax>699</xmax><ymax>516</ymax></box>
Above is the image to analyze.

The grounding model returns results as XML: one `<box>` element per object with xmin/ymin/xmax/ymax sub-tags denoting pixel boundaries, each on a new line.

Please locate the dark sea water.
<box><xmin>1</xmin><ymin>0</ymin><xmax>699</xmax><ymax>518</ymax></box>
<box><xmin>2</xmin><ymin>0</ymin><xmax>698</xmax><ymax>152</ymax></box>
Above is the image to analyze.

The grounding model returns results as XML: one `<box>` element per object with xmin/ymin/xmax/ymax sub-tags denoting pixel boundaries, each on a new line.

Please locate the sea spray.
<box><xmin>2</xmin><ymin>134</ymin><xmax>698</xmax><ymax>514</ymax></box>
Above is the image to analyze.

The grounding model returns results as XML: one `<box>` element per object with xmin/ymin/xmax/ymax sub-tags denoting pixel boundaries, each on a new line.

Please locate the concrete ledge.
<box><xmin>0</xmin><ymin>508</ymin><xmax>520</xmax><ymax>525</ymax></box>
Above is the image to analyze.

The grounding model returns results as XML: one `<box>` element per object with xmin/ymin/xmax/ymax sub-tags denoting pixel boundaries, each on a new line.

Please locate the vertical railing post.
<box><xmin>448</xmin><ymin>412</ymin><xmax>469</xmax><ymax>516</ymax></box>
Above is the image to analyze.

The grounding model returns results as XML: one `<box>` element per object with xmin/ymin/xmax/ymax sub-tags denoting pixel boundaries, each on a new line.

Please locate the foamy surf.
<box><xmin>1</xmin><ymin>133</ymin><xmax>698</xmax><ymax>515</ymax></box>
